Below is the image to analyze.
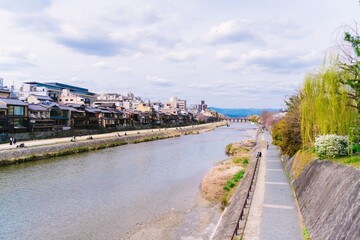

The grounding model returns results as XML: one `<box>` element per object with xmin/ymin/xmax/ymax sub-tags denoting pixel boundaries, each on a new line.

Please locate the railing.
<box><xmin>231</xmin><ymin>151</ymin><xmax>262</xmax><ymax>239</ymax></box>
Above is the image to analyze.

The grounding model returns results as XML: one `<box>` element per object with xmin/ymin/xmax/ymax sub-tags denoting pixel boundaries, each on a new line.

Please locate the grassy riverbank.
<box><xmin>200</xmin><ymin>137</ymin><xmax>257</xmax><ymax>209</ymax></box>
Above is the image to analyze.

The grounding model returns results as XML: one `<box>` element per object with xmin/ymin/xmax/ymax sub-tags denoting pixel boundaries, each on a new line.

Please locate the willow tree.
<box><xmin>300</xmin><ymin>64</ymin><xmax>357</xmax><ymax>148</ymax></box>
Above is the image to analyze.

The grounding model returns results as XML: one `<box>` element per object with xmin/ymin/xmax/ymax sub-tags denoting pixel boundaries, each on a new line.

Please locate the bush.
<box><xmin>314</xmin><ymin>134</ymin><xmax>349</xmax><ymax>159</ymax></box>
<box><xmin>233</xmin><ymin>170</ymin><xmax>245</xmax><ymax>182</ymax></box>
<box><xmin>225</xmin><ymin>143</ymin><xmax>233</xmax><ymax>155</ymax></box>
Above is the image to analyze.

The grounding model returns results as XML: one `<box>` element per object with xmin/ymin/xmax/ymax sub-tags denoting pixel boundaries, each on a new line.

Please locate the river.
<box><xmin>0</xmin><ymin>123</ymin><xmax>257</xmax><ymax>240</ymax></box>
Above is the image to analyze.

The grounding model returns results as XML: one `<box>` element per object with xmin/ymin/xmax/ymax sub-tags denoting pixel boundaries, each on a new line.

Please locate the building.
<box><xmin>27</xmin><ymin>94</ymin><xmax>53</xmax><ymax>104</ymax></box>
<box><xmin>199</xmin><ymin>100</ymin><xmax>208</xmax><ymax>112</ymax></box>
<box><xmin>0</xmin><ymin>105</ymin><xmax>7</xmax><ymax>133</ymax></box>
<box><xmin>0</xmin><ymin>98</ymin><xmax>29</xmax><ymax>133</ymax></box>
<box><xmin>28</xmin><ymin>104</ymin><xmax>54</xmax><ymax>132</ymax></box>
<box><xmin>19</xmin><ymin>82</ymin><xmax>96</xmax><ymax>105</ymax></box>
<box><xmin>0</xmin><ymin>78</ymin><xmax>11</xmax><ymax>98</ymax></box>
<box><xmin>136</xmin><ymin>103</ymin><xmax>152</xmax><ymax>112</ymax></box>
<box><xmin>168</xmin><ymin>97</ymin><xmax>187</xmax><ymax>111</ymax></box>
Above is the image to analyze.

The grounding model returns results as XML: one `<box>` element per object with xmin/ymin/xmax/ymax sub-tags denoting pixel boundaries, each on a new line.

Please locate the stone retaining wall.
<box><xmin>211</xmin><ymin>130</ymin><xmax>261</xmax><ymax>240</ymax></box>
<box><xmin>283</xmin><ymin>157</ymin><xmax>360</xmax><ymax>240</ymax></box>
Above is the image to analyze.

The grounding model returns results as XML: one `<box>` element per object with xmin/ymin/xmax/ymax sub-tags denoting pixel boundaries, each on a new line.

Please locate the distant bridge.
<box><xmin>226</xmin><ymin>118</ymin><xmax>250</xmax><ymax>122</ymax></box>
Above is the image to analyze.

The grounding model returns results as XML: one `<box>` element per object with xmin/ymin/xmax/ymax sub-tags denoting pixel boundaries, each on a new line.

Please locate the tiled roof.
<box><xmin>0</xmin><ymin>98</ymin><xmax>28</xmax><ymax>106</ymax></box>
<box><xmin>28</xmin><ymin>104</ymin><xmax>49</xmax><ymax>111</ymax></box>
<box><xmin>29</xmin><ymin>94</ymin><xmax>53</xmax><ymax>101</ymax></box>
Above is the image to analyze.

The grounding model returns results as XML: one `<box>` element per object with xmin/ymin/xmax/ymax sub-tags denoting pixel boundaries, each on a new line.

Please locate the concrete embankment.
<box><xmin>210</xmin><ymin>130</ymin><xmax>262</xmax><ymax>240</ymax></box>
<box><xmin>0</xmin><ymin>122</ymin><xmax>225</xmax><ymax>166</ymax></box>
<box><xmin>284</xmin><ymin>157</ymin><xmax>360</xmax><ymax>240</ymax></box>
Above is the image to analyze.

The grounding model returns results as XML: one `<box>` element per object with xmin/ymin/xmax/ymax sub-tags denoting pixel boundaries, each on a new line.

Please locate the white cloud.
<box><xmin>215</xmin><ymin>49</ymin><xmax>236</xmax><ymax>62</ymax></box>
<box><xmin>221</xmin><ymin>49</ymin><xmax>321</xmax><ymax>74</ymax></box>
<box><xmin>188</xmin><ymin>83</ymin><xmax>212</xmax><ymax>89</ymax></box>
<box><xmin>0</xmin><ymin>46</ymin><xmax>37</xmax><ymax>70</ymax></box>
<box><xmin>92</xmin><ymin>61</ymin><xmax>109</xmax><ymax>70</ymax></box>
<box><xmin>208</xmin><ymin>19</ymin><xmax>262</xmax><ymax>45</ymax></box>
<box><xmin>147</xmin><ymin>75</ymin><xmax>175</xmax><ymax>87</ymax></box>
<box><xmin>164</xmin><ymin>49</ymin><xmax>202</xmax><ymax>62</ymax></box>
<box><xmin>117</xmin><ymin>67</ymin><xmax>130</xmax><ymax>74</ymax></box>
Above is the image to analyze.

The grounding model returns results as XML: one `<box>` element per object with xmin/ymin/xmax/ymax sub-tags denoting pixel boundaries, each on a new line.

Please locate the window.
<box><xmin>14</xmin><ymin>106</ymin><xmax>24</xmax><ymax>116</ymax></box>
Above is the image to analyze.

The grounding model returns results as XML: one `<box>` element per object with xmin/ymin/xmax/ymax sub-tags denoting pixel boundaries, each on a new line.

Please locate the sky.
<box><xmin>0</xmin><ymin>0</ymin><xmax>359</xmax><ymax>108</ymax></box>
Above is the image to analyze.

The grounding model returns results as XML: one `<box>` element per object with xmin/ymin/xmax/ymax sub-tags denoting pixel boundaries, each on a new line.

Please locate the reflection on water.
<box><xmin>0</xmin><ymin>123</ymin><xmax>257</xmax><ymax>240</ymax></box>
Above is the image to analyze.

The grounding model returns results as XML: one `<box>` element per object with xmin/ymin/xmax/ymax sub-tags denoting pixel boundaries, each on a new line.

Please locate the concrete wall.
<box><xmin>284</xmin><ymin>157</ymin><xmax>360</xmax><ymax>240</ymax></box>
<box><xmin>211</xmin><ymin>131</ymin><xmax>262</xmax><ymax>239</ymax></box>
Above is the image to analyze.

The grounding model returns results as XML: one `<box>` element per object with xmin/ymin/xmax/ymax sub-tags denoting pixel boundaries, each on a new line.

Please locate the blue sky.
<box><xmin>0</xmin><ymin>0</ymin><xmax>359</xmax><ymax>108</ymax></box>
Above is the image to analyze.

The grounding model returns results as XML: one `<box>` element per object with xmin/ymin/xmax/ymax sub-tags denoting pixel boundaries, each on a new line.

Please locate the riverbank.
<box><xmin>0</xmin><ymin>122</ymin><xmax>226</xmax><ymax>166</ymax></box>
<box><xmin>200</xmin><ymin>139</ymin><xmax>256</xmax><ymax>204</ymax></box>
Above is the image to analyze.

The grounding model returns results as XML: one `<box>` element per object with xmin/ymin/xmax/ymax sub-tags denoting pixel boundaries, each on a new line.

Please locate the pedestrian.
<box><xmin>267</xmin><ymin>142</ymin><xmax>269</xmax><ymax>149</ymax></box>
<box><xmin>13</xmin><ymin>138</ymin><xmax>17</xmax><ymax>144</ymax></box>
<box><xmin>9</xmin><ymin>137</ymin><xmax>13</xmax><ymax>145</ymax></box>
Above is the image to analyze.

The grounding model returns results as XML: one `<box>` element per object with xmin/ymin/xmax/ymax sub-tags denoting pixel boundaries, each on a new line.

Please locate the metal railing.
<box><xmin>231</xmin><ymin>151</ymin><xmax>262</xmax><ymax>239</ymax></box>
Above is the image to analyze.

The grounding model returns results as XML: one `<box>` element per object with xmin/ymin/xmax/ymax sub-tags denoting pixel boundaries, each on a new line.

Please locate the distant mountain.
<box><xmin>209</xmin><ymin>107</ymin><xmax>280</xmax><ymax>118</ymax></box>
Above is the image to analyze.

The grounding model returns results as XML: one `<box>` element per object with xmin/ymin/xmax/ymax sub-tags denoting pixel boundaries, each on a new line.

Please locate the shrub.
<box><xmin>225</xmin><ymin>143</ymin><xmax>233</xmax><ymax>155</ymax></box>
<box><xmin>232</xmin><ymin>157</ymin><xmax>241</xmax><ymax>163</ymax></box>
<box><xmin>233</xmin><ymin>170</ymin><xmax>245</xmax><ymax>182</ymax></box>
<box><xmin>314</xmin><ymin>134</ymin><xmax>349</xmax><ymax>159</ymax></box>
<box><xmin>242</xmin><ymin>158</ymin><xmax>249</xmax><ymax>164</ymax></box>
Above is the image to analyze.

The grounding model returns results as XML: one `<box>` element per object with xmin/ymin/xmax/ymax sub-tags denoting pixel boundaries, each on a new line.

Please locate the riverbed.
<box><xmin>0</xmin><ymin>123</ymin><xmax>257</xmax><ymax>240</ymax></box>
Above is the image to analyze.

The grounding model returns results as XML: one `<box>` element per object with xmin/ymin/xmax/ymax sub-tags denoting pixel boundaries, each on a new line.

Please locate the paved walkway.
<box><xmin>0</xmin><ymin>124</ymin><xmax>216</xmax><ymax>152</ymax></box>
<box><xmin>245</xmin><ymin>132</ymin><xmax>302</xmax><ymax>240</ymax></box>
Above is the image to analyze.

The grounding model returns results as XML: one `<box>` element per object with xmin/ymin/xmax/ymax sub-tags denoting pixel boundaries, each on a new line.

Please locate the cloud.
<box><xmin>0</xmin><ymin>0</ymin><xmax>52</xmax><ymax>12</ymax></box>
<box><xmin>117</xmin><ymin>67</ymin><xmax>130</xmax><ymax>74</ymax></box>
<box><xmin>164</xmin><ymin>49</ymin><xmax>202</xmax><ymax>62</ymax></box>
<box><xmin>208</xmin><ymin>19</ymin><xmax>262</xmax><ymax>45</ymax></box>
<box><xmin>263</xmin><ymin>18</ymin><xmax>311</xmax><ymax>40</ymax></box>
<box><xmin>0</xmin><ymin>46</ymin><xmax>37</xmax><ymax>71</ymax></box>
<box><xmin>222</xmin><ymin>49</ymin><xmax>321</xmax><ymax>74</ymax></box>
<box><xmin>93</xmin><ymin>62</ymin><xmax>109</xmax><ymax>70</ymax></box>
<box><xmin>56</xmin><ymin>36</ymin><xmax>127</xmax><ymax>56</ymax></box>
<box><xmin>188</xmin><ymin>83</ymin><xmax>212</xmax><ymax>89</ymax></box>
<box><xmin>215</xmin><ymin>49</ymin><xmax>236</xmax><ymax>62</ymax></box>
<box><xmin>16</xmin><ymin>13</ymin><xmax>59</xmax><ymax>32</ymax></box>
<box><xmin>147</xmin><ymin>75</ymin><xmax>175</xmax><ymax>87</ymax></box>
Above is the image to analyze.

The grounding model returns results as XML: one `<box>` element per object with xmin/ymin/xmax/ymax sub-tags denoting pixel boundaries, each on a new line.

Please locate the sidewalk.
<box><xmin>244</xmin><ymin>132</ymin><xmax>302</xmax><ymax>240</ymax></box>
<box><xmin>0</xmin><ymin>124</ymin><xmax>212</xmax><ymax>152</ymax></box>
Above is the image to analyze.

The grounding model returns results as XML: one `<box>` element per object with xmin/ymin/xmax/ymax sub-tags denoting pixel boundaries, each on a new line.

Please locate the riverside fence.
<box><xmin>231</xmin><ymin>151</ymin><xmax>262</xmax><ymax>239</ymax></box>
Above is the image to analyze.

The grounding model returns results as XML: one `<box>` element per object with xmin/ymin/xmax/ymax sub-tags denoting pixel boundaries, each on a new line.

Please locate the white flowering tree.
<box><xmin>314</xmin><ymin>135</ymin><xmax>349</xmax><ymax>159</ymax></box>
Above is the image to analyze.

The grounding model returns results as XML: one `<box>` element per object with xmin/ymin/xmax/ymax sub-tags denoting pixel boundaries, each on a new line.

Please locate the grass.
<box><xmin>329</xmin><ymin>155</ymin><xmax>360</xmax><ymax>168</ymax></box>
<box><xmin>303</xmin><ymin>227</ymin><xmax>311</xmax><ymax>240</ymax></box>
<box><xmin>223</xmin><ymin>170</ymin><xmax>245</xmax><ymax>191</ymax></box>
<box><xmin>292</xmin><ymin>150</ymin><xmax>317</xmax><ymax>179</ymax></box>
<box><xmin>232</xmin><ymin>156</ymin><xmax>249</xmax><ymax>165</ymax></box>
<box><xmin>225</xmin><ymin>143</ymin><xmax>233</xmax><ymax>155</ymax></box>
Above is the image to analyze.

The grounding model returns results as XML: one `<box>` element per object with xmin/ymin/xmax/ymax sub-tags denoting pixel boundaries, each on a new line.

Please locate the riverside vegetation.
<box><xmin>261</xmin><ymin>26</ymin><xmax>360</xmax><ymax>239</ymax></box>
<box><xmin>199</xmin><ymin>139</ymin><xmax>256</xmax><ymax>210</ymax></box>
<box><xmin>220</xmin><ymin>141</ymin><xmax>254</xmax><ymax>209</ymax></box>
<box><xmin>267</xmin><ymin>25</ymin><xmax>360</xmax><ymax>174</ymax></box>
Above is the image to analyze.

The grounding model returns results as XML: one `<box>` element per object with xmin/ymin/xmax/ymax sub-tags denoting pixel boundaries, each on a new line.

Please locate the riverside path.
<box><xmin>244</xmin><ymin>131</ymin><xmax>303</xmax><ymax>240</ymax></box>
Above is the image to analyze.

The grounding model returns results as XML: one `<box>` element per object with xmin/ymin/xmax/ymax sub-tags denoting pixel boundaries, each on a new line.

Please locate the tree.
<box><xmin>271</xmin><ymin>94</ymin><xmax>302</xmax><ymax>156</ymax></box>
<box><xmin>337</xmin><ymin>24</ymin><xmax>360</xmax><ymax>112</ymax></box>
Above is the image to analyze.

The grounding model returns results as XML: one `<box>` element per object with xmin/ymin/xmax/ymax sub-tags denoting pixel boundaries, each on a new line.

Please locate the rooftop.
<box><xmin>0</xmin><ymin>98</ymin><xmax>28</xmax><ymax>106</ymax></box>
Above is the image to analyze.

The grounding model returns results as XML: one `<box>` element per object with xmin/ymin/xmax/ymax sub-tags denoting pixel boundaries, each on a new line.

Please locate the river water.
<box><xmin>0</xmin><ymin>123</ymin><xmax>257</xmax><ymax>240</ymax></box>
